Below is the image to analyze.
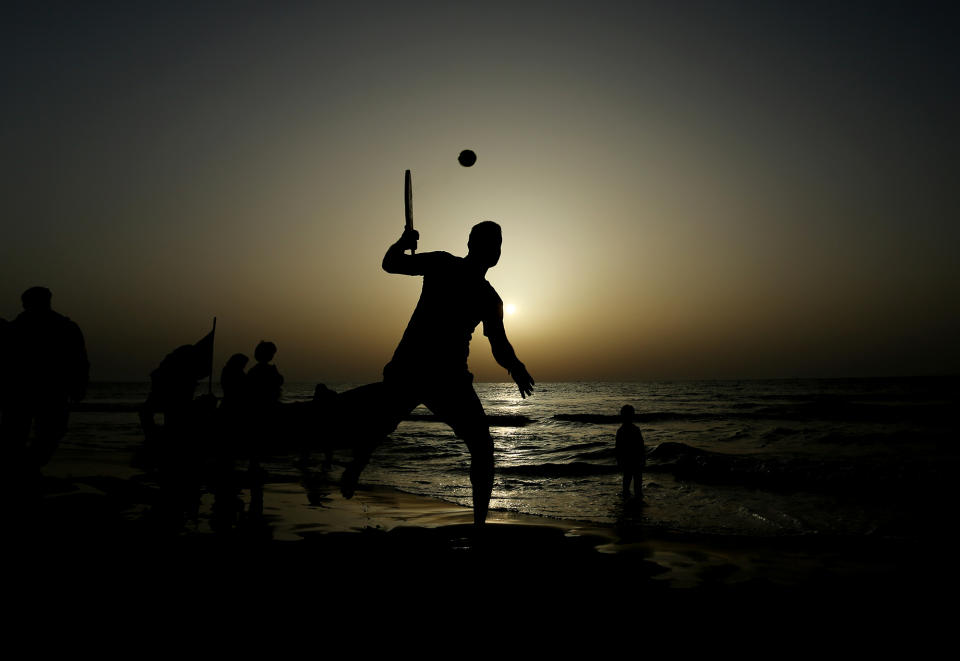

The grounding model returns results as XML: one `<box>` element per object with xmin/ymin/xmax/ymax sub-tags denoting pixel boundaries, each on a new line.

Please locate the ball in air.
<box><xmin>458</xmin><ymin>149</ymin><xmax>477</xmax><ymax>167</ymax></box>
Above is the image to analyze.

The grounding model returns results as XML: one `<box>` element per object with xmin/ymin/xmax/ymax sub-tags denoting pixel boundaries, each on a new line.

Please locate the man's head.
<box><xmin>467</xmin><ymin>221</ymin><xmax>502</xmax><ymax>268</ymax></box>
<box><xmin>620</xmin><ymin>404</ymin><xmax>635</xmax><ymax>420</ymax></box>
<box><xmin>255</xmin><ymin>340</ymin><xmax>277</xmax><ymax>363</ymax></box>
<box><xmin>22</xmin><ymin>286</ymin><xmax>53</xmax><ymax>311</ymax></box>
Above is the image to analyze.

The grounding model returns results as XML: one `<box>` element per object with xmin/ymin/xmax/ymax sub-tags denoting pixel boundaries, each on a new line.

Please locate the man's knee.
<box><xmin>463</xmin><ymin>428</ymin><xmax>493</xmax><ymax>457</ymax></box>
<box><xmin>464</xmin><ymin>431</ymin><xmax>494</xmax><ymax>482</ymax></box>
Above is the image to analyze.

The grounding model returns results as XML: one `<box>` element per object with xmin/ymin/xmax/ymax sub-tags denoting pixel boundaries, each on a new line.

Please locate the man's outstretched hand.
<box><xmin>511</xmin><ymin>363</ymin><xmax>535</xmax><ymax>399</ymax></box>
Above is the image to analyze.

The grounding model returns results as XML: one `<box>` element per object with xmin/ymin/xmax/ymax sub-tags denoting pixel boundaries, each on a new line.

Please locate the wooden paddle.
<box><xmin>404</xmin><ymin>169</ymin><xmax>415</xmax><ymax>255</ymax></box>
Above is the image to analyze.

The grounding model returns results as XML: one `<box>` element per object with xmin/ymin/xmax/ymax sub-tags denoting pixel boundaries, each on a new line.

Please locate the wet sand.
<box><xmin>5</xmin><ymin>408</ymin><xmax>948</xmax><ymax>596</ymax></box>
<box><xmin>13</xmin><ymin>456</ymin><xmax>946</xmax><ymax>596</ymax></box>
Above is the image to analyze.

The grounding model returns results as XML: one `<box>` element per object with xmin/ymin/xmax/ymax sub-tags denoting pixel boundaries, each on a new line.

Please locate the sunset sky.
<box><xmin>3</xmin><ymin>1</ymin><xmax>957</xmax><ymax>382</ymax></box>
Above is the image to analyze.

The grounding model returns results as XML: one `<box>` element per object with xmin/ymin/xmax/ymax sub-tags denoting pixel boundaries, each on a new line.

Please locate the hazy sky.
<box><xmin>3</xmin><ymin>1</ymin><xmax>958</xmax><ymax>382</ymax></box>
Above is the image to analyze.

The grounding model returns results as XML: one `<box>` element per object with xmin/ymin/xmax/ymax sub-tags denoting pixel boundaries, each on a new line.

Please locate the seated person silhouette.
<box><xmin>1</xmin><ymin>287</ymin><xmax>89</xmax><ymax>476</ymax></box>
<box><xmin>342</xmin><ymin>221</ymin><xmax>534</xmax><ymax>526</ymax></box>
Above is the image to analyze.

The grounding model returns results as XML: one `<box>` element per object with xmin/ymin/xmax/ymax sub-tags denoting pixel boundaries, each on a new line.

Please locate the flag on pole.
<box><xmin>192</xmin><ymin>321</ymin><xmax>215</xmax><ymax>381</ymax></box>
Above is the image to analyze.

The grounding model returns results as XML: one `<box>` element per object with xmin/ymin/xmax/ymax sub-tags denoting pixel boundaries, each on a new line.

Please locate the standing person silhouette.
<box><xmin>212</xmin><ymin>352</ymin><xmax>250</xmax><ymax>526</ymax></box>
<box><xmin>615</xmin><ymin>404</ymin><xmax>645</xmax><ymax>498</ymax></box>
<box><xmin>247</xmin><ymin>341</ymin><xmax>283</xmax><ymax>407</ymax></box>
<box><xmin>220</xmin><ymin>353</ymin><xmax>250</xmax><ymax>409</ymax></box>
<box><xmin>1</xmin><ymin>287</ymin><xmax>89</xmax><ymax>476</ymax></box>
<box><xmin>367</xmin><ymin>221</ymin><xmax>534</xmax><ymax>526</ymax></box>
<box><xmin>244</xmin><ymin>341</ymin><xmax>283</xmax><ymax>501</ymax></box>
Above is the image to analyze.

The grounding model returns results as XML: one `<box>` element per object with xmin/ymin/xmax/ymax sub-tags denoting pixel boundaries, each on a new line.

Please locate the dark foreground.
<box><xmin>8</xmin><ymin>467</ymin><xmax>958</xmax><ymax>601</ymax></box>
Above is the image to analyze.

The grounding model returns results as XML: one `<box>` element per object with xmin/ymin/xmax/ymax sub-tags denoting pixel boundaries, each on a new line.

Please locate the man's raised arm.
<box><xmin>382</xmin><ymin>229</ymin><xmax>420</xmax><ymax>274</ymax></box>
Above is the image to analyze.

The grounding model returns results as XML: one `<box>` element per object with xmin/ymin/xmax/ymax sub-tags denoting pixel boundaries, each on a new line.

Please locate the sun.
<box><xmin>505</xmin><ymin>303</ymin><xmax>517</xmax><ymax>315</ymax></box>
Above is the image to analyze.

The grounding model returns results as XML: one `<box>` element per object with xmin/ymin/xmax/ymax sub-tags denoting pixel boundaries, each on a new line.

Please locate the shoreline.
<box><xmin>15</xmin><ymin>460</ymin><xmax>950</xmax><ymax>592</ymax></box>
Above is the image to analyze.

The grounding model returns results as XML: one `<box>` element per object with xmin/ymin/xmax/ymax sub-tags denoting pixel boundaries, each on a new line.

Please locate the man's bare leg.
<box><xmin>466</xmin><ymin>432</ymin><xmax>494</xmax><ymax>526</ymax></box>
<box><xmin>337</xmin><ymin>381</ymin><xmax>411</xmax><ymax>498</ymax></box>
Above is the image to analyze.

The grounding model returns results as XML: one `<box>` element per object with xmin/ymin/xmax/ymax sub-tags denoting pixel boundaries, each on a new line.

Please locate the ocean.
<box><xmin>71</xmin><ymin>377</ymin><xmax>957</xmax><ymax>540</ymax></box>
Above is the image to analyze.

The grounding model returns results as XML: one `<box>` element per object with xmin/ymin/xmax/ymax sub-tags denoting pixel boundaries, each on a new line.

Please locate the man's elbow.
<box><xmin>487</xmin><ymin>333</ymin><xmax>507</xmax><ymax>350</ymax></box>
<box><xmin>489</xmin><ymin>335</ymin><xmax>513</xmax><ymax>360</ymax></box>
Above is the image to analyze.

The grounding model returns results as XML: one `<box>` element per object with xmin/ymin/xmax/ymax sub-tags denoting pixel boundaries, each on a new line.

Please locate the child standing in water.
<box><xmin>615</xmin><ymin>404</ymin><xmax>645</xmax><ymax>497</ymax></box>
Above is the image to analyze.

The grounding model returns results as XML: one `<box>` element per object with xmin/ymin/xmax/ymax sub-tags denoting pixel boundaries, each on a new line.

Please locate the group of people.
<box><xmin>4</xmin><ymin>220</ymin><xmax>648</xmax><ymax>527</ymax></box>
<box><xmin>0</xmin><ymin>286</ymin><xmax>89</xmax><ymax>484</ymax></box>
<box><xmin>220</xmin><ymin>341</ymin><xmax>285</xmax><ymax>420</ymax></box>
<box><xmin>136</xmin><ymin>337</ymin><xmax>288</xmax><ymax>526</ymax></box>
<box><xmin>219</xmin><ymin>342</ymin><xmax>287</xmax><ymax>476</ymax></box>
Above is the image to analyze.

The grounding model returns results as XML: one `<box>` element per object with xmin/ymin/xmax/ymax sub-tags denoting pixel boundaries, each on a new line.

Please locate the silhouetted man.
<box><xmin>245</xmin><ymin>340</ymin><xmax>283</xmax><ymax>475</ymax></box>
<box><xmin>357</xmin><ymin>221</ymin><xmax>534</xmax><ymax>525</ymax></box>
<box><xmin>246</xmin><ymin>341</ymin><xmax>283</xmax><ymax>408</ymax></box>
<box><xmin>1</xmin><ymin>287</ymin><xmax>89</xmax><ymax>474</ymax></box>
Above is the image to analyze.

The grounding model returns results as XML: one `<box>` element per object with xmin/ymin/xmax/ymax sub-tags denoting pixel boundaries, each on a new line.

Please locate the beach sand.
<box><xmin>13</xmin><ymin>445</ymin><xmax>943</xmax><ymax>597</ymax></box>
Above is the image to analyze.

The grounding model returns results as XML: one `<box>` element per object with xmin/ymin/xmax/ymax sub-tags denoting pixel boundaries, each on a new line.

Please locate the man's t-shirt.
<box><xmin>247</xmin><ymin>363</ymin><xmax>284</xmax><ymax>406</ymax></box>
<box><xmin>8</xmin><ymin>309</ymin><xmax>89</xmax><ymax>399</ymax></box>
<box><xmin>387</xmin><ymin>251</ymin><xmax>503</xmax><ymax>377</ymax></box>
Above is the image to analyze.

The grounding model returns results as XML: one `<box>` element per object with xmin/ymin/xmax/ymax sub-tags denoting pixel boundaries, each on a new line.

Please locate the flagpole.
<box><xmin>209</xmin><ymin>316</ymin><xmax>216</xmax><ymax>396</ymax></box>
